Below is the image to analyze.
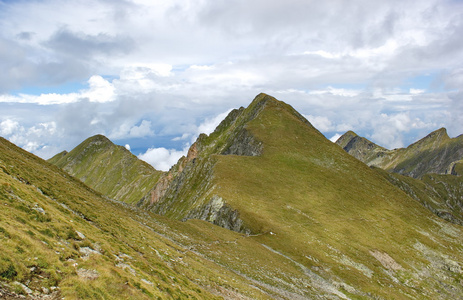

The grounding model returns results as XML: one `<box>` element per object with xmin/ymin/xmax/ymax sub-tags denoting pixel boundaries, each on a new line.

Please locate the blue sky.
<box><xmin>1</xmin><ymin>0</ymin><xmax>463</xmax><ymax>171</ymax></box>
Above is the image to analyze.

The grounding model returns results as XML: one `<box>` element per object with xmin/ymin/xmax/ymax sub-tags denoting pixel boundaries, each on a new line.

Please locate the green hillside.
<box><xmin>48</xmin><ymin>135</ymin><xmax>163</xmax><ymax>204</ymax></box>
<box><xmin>4</xmin><ymin>135</ymin><xmax>363</xmax><ymax>299</ymax></box>
<box><xmin>3</xmin><ymin>93</ymin><xmax>463</xmax><ymax>298</ymax></box>
<box><xmin>138</xmin><ymin>93</ymin><xmax>463</xmax><ymax>299</ymax></box>
<box><xmin>336</xmin><ymin>128</ymin><xmax>463</xmax><ymax>178</ymax></box>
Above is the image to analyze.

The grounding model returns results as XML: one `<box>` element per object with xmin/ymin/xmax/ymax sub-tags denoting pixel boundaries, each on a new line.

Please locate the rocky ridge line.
<box><xmin>137</xmin><ymin>93</ymin><xmax>278</xmax><ymax>233</ymax></box>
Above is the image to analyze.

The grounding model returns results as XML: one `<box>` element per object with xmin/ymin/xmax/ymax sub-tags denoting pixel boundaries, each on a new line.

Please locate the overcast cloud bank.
<box><xmin>0</xmin><ymin>0</ymin><xmax>462</xmax><ymax>169</ymax></box>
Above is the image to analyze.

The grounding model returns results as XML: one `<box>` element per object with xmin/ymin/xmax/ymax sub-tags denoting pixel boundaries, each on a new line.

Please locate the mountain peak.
<box><xmin>86</xmin><ymin>134</ymin><xmax>112</xmax><ymax>145</ymax></box>
<box><xmin>24</xmin><ymin>94</ymin><xmax>463</xmax><ymax>299</ymax></box>
<box><xmin>335</xmin><ymin>130</ymin><xmax>389</xmax><ymax>164</ymax></box>
<box><xmin>426</xmin><ymin>127</ymin><xmax>449</xmax><ymax>140</ymax></box>
<box><xmin>251</xmin><ymin>92</ymin><xmax>279</xmax><ymax>105</ymax></box>
<box><xmin>138</xmin><ymin>93</ymin><xmax>323</xmax><ymax>230</ymax></box>
<box><xmin>48</xmin><ymin>134</ymin><xmax>162</xmax><ymax>204</ymax></box>
<box><xmin>408</xmin><ymin>127</ymin><xmax>450</xmax><ymax>151</ymax></box>
<box><xmin>338</xmin><ymin>126</ymin><xmax>463</xmax><ymax>178</ymax></box>
<box><xmin>335</xmin><ymin>130</ymin><xmax>359</xmax><ymax>148</ymax></box>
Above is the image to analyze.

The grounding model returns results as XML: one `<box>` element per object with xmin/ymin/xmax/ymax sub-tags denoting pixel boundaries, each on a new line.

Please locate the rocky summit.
<box><xmin>3</xmin><ymin>93</ymin><xmax>463</xmax><ymax>299</ymax></box>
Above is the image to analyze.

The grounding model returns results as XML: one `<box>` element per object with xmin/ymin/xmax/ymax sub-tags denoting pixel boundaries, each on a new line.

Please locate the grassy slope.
<box><xmin>376</xmin><ymin>168</ymin><xmax>463</xmax><ymax>225</ymax></box>
<box><xmin>13</xmin><ymin>93</ymin><xmax>463</xmax><ymax>299</ymax></box>
<box><xmin>2</xmin><ymin>136</ymin><xmax>374</xmax><ymax>299</ymax></box>
<box><xmin>1</xmin><ymin>137</ymin><xmax>235</xmax><ymax>299</ymax></box>
<box><xmin>139</xmin><ymin>94</ymin><xmax>463</xmax><ymax>298</ymax></box>
<box><xmin>48</xmin><ymin>135</ymin><xmax>163</xmax><ymax>204</ymax></box>
<box><xmin>207</xmin><ymin>95</ymin><xmax>463</xmax><ymax>298</ymax></box>
<box><xmin>388</xmin><ymin>131</ymin><xmax>463</xmax><ymax>177</ymax></box>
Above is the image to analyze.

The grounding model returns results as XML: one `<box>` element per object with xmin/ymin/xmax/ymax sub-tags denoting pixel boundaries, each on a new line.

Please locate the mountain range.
<box><xmin>335</xmin><ymin>128</ymin><xmax>463</xmax><ymax>178</ymax></box>
<box><xmin>2</xmin><ymin>93</ymin><xmax>463</xmax><ymax>299</ymax></box>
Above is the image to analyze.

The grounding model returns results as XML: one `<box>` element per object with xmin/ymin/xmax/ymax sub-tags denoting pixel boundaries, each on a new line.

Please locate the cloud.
<box><xmin>138</xmin><ymin>147</ymin><xmax>187</xmax><ymax>172</ymax></box>
<box><xmin>109</xmin><ymin>120</ymin><xmax>155</xmax><ymax>140</ymax></box>
<box><xmin>81</xmin><ymin>75</ymin><xmax>116</xmax><ymax>103</ymax></box>
<box><xmin>0</xmin><ymin>118</ymin><xmax>62</xmax><ymax>158</ymax></box>
<box><xmin>329</xmin><ymin>133</ymin><xmax>342</xmax><ymax>143</ymax></box>
<box><xmin>0</xmin><ymin>119</ymin><xmax>20</xmax><ymax>136</ymax></box>
<box><xmin>305</xmin><ymin>115</ymin><xmax>334</xmax><ymax>132</ymax></box>
<box><xmin>0</xmin><ymin>75</ymin><xmax>114</xmax><ymax>105</ymax></box>
<box><xmin>0</xmin><ymin>0</ymin><xmax>462</xmax><ymax>166</ymax></box>
<box><xmin>197</xmin><ymin>109</ymin><xmax>233</xmax><ymax>136</ymax></box>
<box><xmin>46</xmin><ymin>28</ymin><xmax>135</xmax><ymax>59</ymax></box>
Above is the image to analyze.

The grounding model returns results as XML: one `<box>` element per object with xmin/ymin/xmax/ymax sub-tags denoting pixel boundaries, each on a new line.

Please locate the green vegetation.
<box><xmin>140</xmin><ymin>93</ymin><xmax>463</xmax><ymax>298</ymax></box>
<box><xmin>48</xmin><ymin>134</ymin><xmax>163</xmax><ymax>204</ymax></box>
<box><xmin>2</xmin><ymin>93</ymin><xmax>463</xmax><ymax>299</ymax></box>
<box><xmin>337</xmin><ymin>127</ymin><xmax>463</xmax><ymax>226</ymax></box>
<box><xmin>0</xmin><ymin>136</ymin><xmax>296</xmax><ymax>299</ymax></box>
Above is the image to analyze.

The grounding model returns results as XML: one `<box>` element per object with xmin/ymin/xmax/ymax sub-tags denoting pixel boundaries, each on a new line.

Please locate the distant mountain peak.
<box><xmin>431</xmin><ymin>127</ymin><xmax>448</xmax><ymax>136</ymax></box>
<box><xmin>408</xmin><ymin>127</ymin><xmax>450</xmax><ymax>149</ymax></box>
<box><xmin>337</xmin><ymin>127</ymin><xmax>463</xmax><ymax>178</ymax></box>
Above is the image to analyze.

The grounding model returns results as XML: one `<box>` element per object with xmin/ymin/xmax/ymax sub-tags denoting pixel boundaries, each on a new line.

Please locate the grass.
<box><xmin>2</xmin><ymin>93</ymin><xmax>463</xmax><ymax>299</ymax></box>
<box><xmin>48</xmin><ymin>134</ymin><xmax>163</xmax><ymax>204</ymax></box>
<box><xmin>0</xmin><ymin>136</ymin><xmax>282</xmax><ymax>299</ymax></box>
<box><xmin>5</xmin><ymin>130</ymin><xmax>364</xmax><ymax>298</ymax></box>
<box><xmin>151</xmin><ymin>94</ymin><xmax>463</xmax><ymax>299</ymax></box>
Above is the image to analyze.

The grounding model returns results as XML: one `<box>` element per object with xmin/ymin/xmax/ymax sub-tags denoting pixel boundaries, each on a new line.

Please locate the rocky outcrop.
<box><xmin>221</xmin><ymin>128</ymin><xmax>263</xmax><ymax>156</ymax></box>
<box><xmin>138</xmin><ymin>142</ymin><xmax>199</xmax><ymax>209</ymax></box>
<box><xmin>448</xmin><ymin>160</ymin><xmax>463</xmax><ymax>176</ymax></box>
<box><xmin>336</xmin><ymin>131</ymin><xmax>390</xmax><ymax>166</ymax></box>
<box><xmin>183</xmin><ymin>196</ymin><xmax>250</xmax><ymax>234</ymax></box>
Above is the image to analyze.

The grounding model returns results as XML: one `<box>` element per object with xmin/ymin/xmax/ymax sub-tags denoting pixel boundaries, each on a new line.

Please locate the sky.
<box><xmin>0</xmin><ymin>0</ymin><xmax>462</xmax><ymax>171</ymax></box>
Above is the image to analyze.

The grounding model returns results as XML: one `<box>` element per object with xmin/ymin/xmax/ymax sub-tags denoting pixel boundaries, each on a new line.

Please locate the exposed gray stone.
<box><xmin>221</xmin><ymin>129</ymin><xmax>263</xmax><ymax>157</ymax></box>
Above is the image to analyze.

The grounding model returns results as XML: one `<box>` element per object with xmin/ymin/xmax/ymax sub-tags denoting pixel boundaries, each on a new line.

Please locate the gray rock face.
<box><xmin>184</xmin><ymin>196</ymin><xmax>250</xmax><ymax>234</ymax></box>
<box><xmin>221</xmin><ymin>129</ymin><xmax>263</xmax><ymax>156</ymax></box>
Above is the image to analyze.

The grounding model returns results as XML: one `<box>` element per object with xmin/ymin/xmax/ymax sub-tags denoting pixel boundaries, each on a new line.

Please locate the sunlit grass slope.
<box><xmin>159</xmin><ymin>93</ymin><xmax>463</xmax><ymax>299</ymax></box>
<box><xmin>2</xmin><ymin>136</ymin><xmax>327</xmax><ymax>299</ymax></box>
<box><xmin>48</xmin><ymin>134</ymin><xmax>163</xmax><ymax>204</ymax></box>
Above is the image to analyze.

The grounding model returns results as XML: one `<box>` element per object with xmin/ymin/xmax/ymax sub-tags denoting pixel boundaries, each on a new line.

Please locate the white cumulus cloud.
<box><xmin>138</xmin><ymin>147</ymin><xmax>187</xmax><ymax>172</ymax></box>
<box><xmin>0</xmin><ymin>0</ymin><xmax>462</xmax><ymax>160</ymax></box>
